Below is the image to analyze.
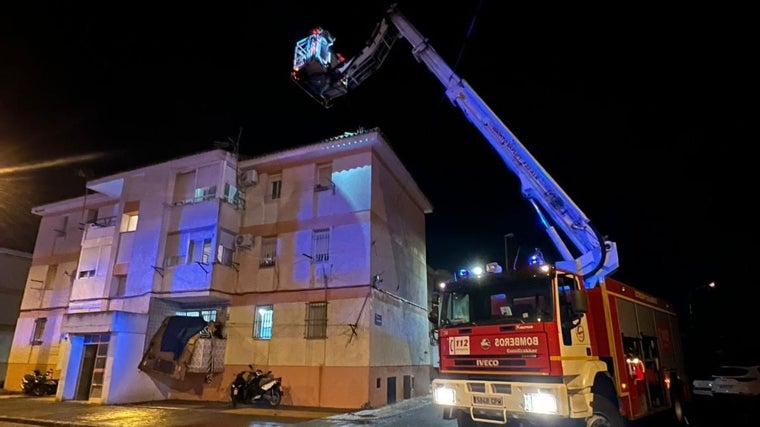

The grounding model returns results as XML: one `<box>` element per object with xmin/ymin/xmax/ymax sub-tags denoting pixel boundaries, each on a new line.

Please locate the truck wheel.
<box><xmin>670</xmin><ymin>382</ymin><xmax>691</xmax><ymax>426</ymax></box>
<box><xmin>585</xmin><ymin>394</ymin><xmax>625</xmax><ymax>427</ymax></box>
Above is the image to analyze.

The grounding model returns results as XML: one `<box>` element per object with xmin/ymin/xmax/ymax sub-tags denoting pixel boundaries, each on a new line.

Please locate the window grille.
<box><xmin>253</xmin><ymin>305</ymin><xmax>273</xmax><ymax>339</ymax></box>
<box><xmin>305</xmin><ymin>301</ymin><xmax>327</xmax><ymax>339</ymax></box>
<box><xmin>312</xmin><ymin>229</ymin><xmax>330</xmax><ymax>264</ymax></box>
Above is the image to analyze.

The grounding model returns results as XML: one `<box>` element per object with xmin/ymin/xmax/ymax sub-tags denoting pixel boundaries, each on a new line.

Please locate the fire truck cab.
<box><xmin>430</xmin><ymin>262</ymin><xmax>687</xmax><ymax>426</ymax></box>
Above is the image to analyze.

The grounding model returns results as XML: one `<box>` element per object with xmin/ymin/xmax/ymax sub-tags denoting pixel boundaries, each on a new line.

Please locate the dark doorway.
<box><xmin>403</xmin><ymin>375</ymin><xmax>412</xmax><ymax>399</ymax></box>
<box><xmin>75</xmin><ymin>345</ymin><xmax>96</xmax><ymax>400</ymax></box>
<box><xmin>386</xmin><ymin>376</ymin><xmax>396</xmax><ymax>404</ymax></box>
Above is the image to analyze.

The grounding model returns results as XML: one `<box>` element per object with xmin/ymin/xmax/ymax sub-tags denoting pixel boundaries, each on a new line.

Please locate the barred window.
<box><xmin>311</xmin><ymin>229</ymin><xmax>330</xmax><ymax>264</ymax></box>
<box><xmin>253</xmin><ymin>305</ymin><xmax>273</xmax><ymax>339</ymax></box>
<box><xmin>305</xmin><ymin>301</ymin><xmax>327</xmax><ymax>339</ymax></box>
<box><xmin>260</xmin><ymin>236</ymin><xmax>277</xmax><ymax>267</ymax></box>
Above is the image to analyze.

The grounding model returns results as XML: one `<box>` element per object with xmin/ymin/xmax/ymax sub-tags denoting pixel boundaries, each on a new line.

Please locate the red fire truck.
<box><xmin>290</xmin><ymin>4</ymin><xmax>690</xmax><ymax>426</ymax></box>
<box><xmin>430</xmin><ymin>263</ymin><xmax>688</xmax><ymax>426</ymax></box>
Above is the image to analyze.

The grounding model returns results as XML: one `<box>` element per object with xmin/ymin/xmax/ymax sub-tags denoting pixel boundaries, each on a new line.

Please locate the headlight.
<box><xmin>433</xmin><ymin>386</ymin><xmax>456</xmax><ymax>405</ymax></box>
<box><xmin>524</xmin><ymin>390</ymin><xmax>557</xmax><ymax>414</ymax></box>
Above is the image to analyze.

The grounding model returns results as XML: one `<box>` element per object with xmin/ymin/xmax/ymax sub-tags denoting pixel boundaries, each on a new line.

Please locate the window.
<box><xmin>260</xmin><ymin>236</ymin><xmax>277</xmax><ymax>267</ymax></box>
<box><xmin>31</xmin><ymin>318</ymin><xmax>47</xmax><ymax>345</ymax></box>
<box><xmin>194</xmin><ymin>185</ymin><xmax>217</xmax><ymax>202</ymax></box>
<box><xmin>253</xmin><ymin>305</ymin><xmax>273</xmax><ymax>339</ymax></box>
<box><xmin>224</xmin><ymin>183</ymin><xmax>241</xmax><ymax>207</ymax></box>
<box><xmin>312</xmin><ymin>229</ymin><xmax>330</xmax><ymax>264</ymax></box>
<box><xmin>216</xmin><ymin>230</ymin><xmax>236</xmax><ymax>266</ymax></box>
<box><xmin>113</xmin><ymin>275</ymin><xmax>127</xmax><ymax>297</ymax></box>
<box><xmin>78</xmin><ymin>246</ymin><xmax>100</xmax><ymax>279</ymax></box>
<box><xmin>175</xmin><ymin>309</ymin><xmax>217</xmax><ymax>322</ymax></box>
<box><xmin>217</xmin><ymin>245</ymin><xmax>234</xmax><ymax>266</ymax></box>
<box><xmin>120</xmin><ymin>212</ymin><xmax>139</xmax><ymax>232</ymax></box>
<box><xmin>270</xmin><ymin>174</ymin><xmax>282</xmax><ymax>200</ymax></box>
<box><xmin>305</xmin><ymin>301</ymin><xmax>327</xmax><ymax>339</ymax></box>
<box><xmin>188</xmin><ymin>238</ymin><xmax>213</xmax><ymax>264</ymax></box>
<box><xmin>78</xmin><ymin>269</ymin><xmax>96</xmax><ymax>279</ymax></box>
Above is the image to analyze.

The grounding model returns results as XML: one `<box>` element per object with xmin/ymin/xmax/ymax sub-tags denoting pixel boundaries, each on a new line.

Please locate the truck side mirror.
<box><xmin>429</xmin><ymin>293</ymin><xmax>440</xmax><ymax>325</ymax></box>
<box><xmin>428</xmin><ymin>310</ymin><xmax>439</xmax><ymax>325</ymax></box>
<box><xmin>571</xmin><ymin>289</ymin><xmax>588</xmax><ymax>314</ymax></box>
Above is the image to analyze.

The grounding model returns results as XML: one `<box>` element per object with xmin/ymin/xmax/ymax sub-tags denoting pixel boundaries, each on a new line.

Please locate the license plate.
<box><xmin>473</xmin><ymin>395</ymin><xmax>503</xmax><ymax>406</ymax></box>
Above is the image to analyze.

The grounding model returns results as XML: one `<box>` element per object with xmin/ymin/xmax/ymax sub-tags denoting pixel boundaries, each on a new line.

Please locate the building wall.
<box><xmin>6</xmin><ymin>131</ymin><xmax>434</xmax><ymax>408</ymax></box>
<box><xmin>0</xmin><ymin>248</ymin><xmax>32</xmax><ymax>386</ymax></box>
<box><xmin>365</xmin><ymin>143</ymin><xmax>431</xmax><ymax>402</ymax></box>
<box><xmin>5</xmin><ymin>200</ymin><xmax>86</xmax><ymax>391</ymax></box>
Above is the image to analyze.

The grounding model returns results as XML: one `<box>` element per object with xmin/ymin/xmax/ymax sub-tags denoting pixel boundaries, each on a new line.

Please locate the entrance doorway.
<box><xmin>386</xmin><ymin>376</ymin><xmax>396</xmax><ymax>404</ymax></box>
<box><xmin>74</xmin><ymin>334</ymin><xmax>110</xmax><ymax>400</ymax></box>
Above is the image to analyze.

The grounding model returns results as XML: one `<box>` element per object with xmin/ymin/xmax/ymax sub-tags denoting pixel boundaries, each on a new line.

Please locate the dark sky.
<box><xmin>0</xmin><ymin>2</ymin><xmax>754</xmax><ymax>329</ymax></box>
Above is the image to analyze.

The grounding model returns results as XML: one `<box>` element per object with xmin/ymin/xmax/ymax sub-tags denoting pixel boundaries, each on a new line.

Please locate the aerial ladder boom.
<box><xmin>291</xmin><ymin>4</ymin><xmax>618</xmax><ymax>287</ymax></box>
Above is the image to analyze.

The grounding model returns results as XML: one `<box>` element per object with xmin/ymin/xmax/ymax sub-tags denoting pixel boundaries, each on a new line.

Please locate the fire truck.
<box><xmin>290</xmin><ymin>4</ymin><xmax>690</xmax><ymax>426</ymax></box>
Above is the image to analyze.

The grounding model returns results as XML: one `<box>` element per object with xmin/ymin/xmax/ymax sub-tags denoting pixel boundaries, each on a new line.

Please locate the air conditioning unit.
<box><xmin>235</xmin><ymin>233</ymin><xmax>254</xmax><ymax>248</ymax></box>
<box><xmin>239</xmin><ymin>169</ymin><xmax>259</xmax><ymax>187</ymax></box>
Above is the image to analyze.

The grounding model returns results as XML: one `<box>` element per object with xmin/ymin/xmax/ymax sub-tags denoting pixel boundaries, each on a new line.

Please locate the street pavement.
<box><xmin>0</xmin><ymin>390</ymin><xmax>433</xmax><ymax>427</ymax></box>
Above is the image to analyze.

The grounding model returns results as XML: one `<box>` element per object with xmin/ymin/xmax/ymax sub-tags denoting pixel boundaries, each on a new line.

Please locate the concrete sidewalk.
<box><xmin>0</xmin><ymin>390</ymin><xmax>432</xmax><ymax>426</ymax></box>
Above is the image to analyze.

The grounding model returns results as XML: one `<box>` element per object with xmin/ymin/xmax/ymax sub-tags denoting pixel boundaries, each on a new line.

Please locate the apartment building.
<box><xmin>3</xmin><ymin>128</ymin><xmax>433</xmax><ymax>408</ymax></box>
<box><xmin>0</xmin><ymin>247</ymin><xmax>32</xmax><ymax>387</ymax></box>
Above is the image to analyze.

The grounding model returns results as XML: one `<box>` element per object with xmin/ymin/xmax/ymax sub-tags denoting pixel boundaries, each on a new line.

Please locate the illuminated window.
<box><xmin>120</xmin><ymin>212</ymin><xmax>139</xmax><ymax>232</ymax></box>
<box><xmin>305</xmin><ymin>301</ymin><xmax>327</xmax><ymax>339</ymax></box>
<box><xmin>194</xmin><ymin>185</ymin><xmax>217</xmax><ymax>202</ymax></box>
<box><xmin>31</xmin><ymin>318</ymin><xmax>47</xmax><ymax>345</ymax></box>
<box><xmin>260</xmin><ymin>236</ymin><xmax>277</xmax><ymax>267</ymax></box>
<box><xmin>253</xmin><ymin>305</ymin><xmax>273</xmax><ymax>339</ymax></box>
<box><xmin>311</xmin><ymin>229</ymin><xmax>330</xmax><ymax>264</ymax></box>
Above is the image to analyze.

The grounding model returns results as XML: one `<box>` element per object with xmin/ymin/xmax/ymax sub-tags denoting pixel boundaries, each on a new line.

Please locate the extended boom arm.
<box><xmin>291</xmin><ymin>4</ymin><xmax>618</xmax><ymax>287</ymax></box>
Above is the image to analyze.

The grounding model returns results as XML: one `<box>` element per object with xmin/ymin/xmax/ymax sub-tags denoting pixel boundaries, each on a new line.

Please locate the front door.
<box><xmin>75</xmin><ymin>345</ymin><xmax>96</xmax><ymax>400</ymax></box>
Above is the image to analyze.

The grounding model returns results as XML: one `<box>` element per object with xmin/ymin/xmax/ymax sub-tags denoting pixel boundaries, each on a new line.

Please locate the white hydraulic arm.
<box><xmin>291</xmin><ymin>4</ymin><xmax>619</xmax><ymax>287</ymax></box>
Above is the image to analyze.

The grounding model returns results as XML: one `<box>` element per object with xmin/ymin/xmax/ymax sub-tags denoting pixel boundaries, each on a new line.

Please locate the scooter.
<box><xmin>21</xmin><ymin>369</ymin><xmax>58</xmax><ymax>396</ymax></box>
<box><xmin>230</xmin><ymin>364</ymin><xmax>283</xmax><ymax>408</ymax></box>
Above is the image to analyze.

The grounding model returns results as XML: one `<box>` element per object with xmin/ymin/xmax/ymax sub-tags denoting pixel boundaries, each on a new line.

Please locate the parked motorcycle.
<box><xmin>21</xmin><ymin>369</ymin><xmax>59</xmax><ymax>396</ymax></box>
<box><xmin>230</xmin><ymin>364</ymin><xmax>283</xmax><ymax>408</ymax></box>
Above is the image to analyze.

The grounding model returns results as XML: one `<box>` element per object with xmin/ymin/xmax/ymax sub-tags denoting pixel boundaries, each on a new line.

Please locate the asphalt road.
<box><xmin>0</xmin><ymin>393</ymin><xmax>756</xmax><ymax>427</ymax></box>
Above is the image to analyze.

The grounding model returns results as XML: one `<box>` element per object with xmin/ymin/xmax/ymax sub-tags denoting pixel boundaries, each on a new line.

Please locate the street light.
<box><xmin>688</xmin><ymin>281</ymin><xmax>716</xmax><ymax>316</ymax></box>
<box><xmin>504</xmin><ymin>233</ymin><xmax>515</xmax><ymax>273</ymax></box>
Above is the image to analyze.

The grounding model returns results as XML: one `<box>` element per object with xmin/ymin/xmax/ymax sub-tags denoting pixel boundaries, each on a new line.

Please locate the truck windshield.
<box><xmin>440</xmin><ymin>274</ymin><xmax>554</xmax><ymax>326</ymax></box>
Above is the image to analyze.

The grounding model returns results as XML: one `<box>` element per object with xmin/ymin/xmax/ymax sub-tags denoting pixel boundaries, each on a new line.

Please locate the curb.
<box><xmin>320</xmin><ymin>395</ymin><xmax>432</xmax><ymax>423</ymax></box>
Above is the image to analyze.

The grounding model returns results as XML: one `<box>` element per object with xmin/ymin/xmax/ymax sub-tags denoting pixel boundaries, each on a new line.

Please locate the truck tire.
<box><xmin>585</xmin><ymin>394</ymin><xmax>625</xmax><ymax>427</ymax></box>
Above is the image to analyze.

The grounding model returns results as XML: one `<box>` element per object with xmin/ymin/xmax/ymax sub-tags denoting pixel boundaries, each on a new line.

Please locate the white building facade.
<box><xmin>0</xmin><ymin>247</ymin><xmax>32</xmax><ymax>387</ymax></box>
<box><xmin>4</xmin><ymin>128</ymin><xmax>433</xmax><ymax>408</ymax></box>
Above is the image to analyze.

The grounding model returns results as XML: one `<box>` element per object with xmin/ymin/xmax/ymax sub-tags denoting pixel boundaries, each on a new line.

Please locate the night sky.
<box><xmin>1</xmin><ymin>2</ymin><xmax>754</xmax><ymax>357</ymax></box>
